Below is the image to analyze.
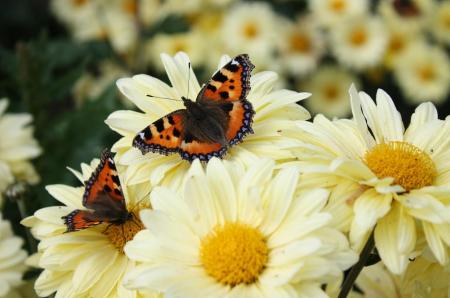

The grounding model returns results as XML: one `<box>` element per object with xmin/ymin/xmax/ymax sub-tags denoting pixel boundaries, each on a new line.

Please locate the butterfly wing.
<box><xmin>223</xmin><ymin>100</ymin><xmax>254</xmax><ymax>145</ymax></box>
<box><xmin>133</xmin><ymin>110</ymin><xmax>186</xmax><ymax>156</ymax></box>
<box><xmin>62</xmin><ymin>210</ymin><xmax>102</xmax><ymax>232</ymax></box>
<box><xmin>197</xmin><ymin>54</ymin><xmax>254</xmax><ymax>103</ymax></box>
<box><xmin>82</xmin><ymin>149</ymin><xmax>127</xmax><ymax>218</ymax></box>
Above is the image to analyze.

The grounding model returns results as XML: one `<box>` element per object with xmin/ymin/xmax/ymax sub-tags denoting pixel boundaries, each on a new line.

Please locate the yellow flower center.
<box><xmin>329</xmin><ymin>0</ymin><xmax>346</xmax><ymax>12</ymax></box>
<box><xmin>102</xmin><ymin>212</ymin><xmax>144</xmax><ymax>253</ymax></box>
<box><xmin>323</xmin><ymin>84</ymin><xmax>340</xmax><ymax>102</ymax></box>
<box><xmin>365</xmin><ymin>141</ymin><xmax>436</xmax><ymax>191</ymax></box>
<box><xmin>72</xmin><ymin>0</ymin><xmax>88</xmax><ymax>6</ymax></box>
<box><xmin>417</xmin><ymin>64</ymin><xmax>436</xmax><ymax>82</ymax></box>
<box><xmin>123</xmin><ymin>0</ymin><xmax>137</xmax><ymax>15</ymax></box>
<box><xmin>388</xmin><ymin>35</ymin><xmax>405</xmax><ymax>53</ymax></box>
<box><xmin>200</xmin><ymin>222</ymin><xmax>268</xmax><ymax>287</ymax></box>
<box><xmin>243</xmin><ymin>23</ymin><xmax>259</xmax><ymax>39</ymax></box>
<box><xmin>349</xmin><ymin>28</ymin><xmax>368</xmax><ymax>46</ymax></box>
<box><xmin>290</xmin><ymin>32</ymin><xmax>311</xmax><ymax>53</ymax></box>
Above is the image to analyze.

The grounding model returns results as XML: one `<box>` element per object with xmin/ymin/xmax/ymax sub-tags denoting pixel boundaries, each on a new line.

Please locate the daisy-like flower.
<box><xmin>394</xmin><ymin>42</ymin><xmax>450</xmax><ymax>104</ymax></box>
<box><xmin>145</xmin><ymin>32</ymin><xmax>207</xmax><ymax>73</ymax></box>
<box><xmin>219</xmin><ymin>2</ymin><xmax>281</xmax><ymax>69</ymax></box>
<box><xmin>21</xmin><ymin>158</ymin><xmax>160</xmax><ymax>298</ymax></box>
<box><xmin>355</xmin><ymin>256</ymin><xmax>450</xmax><ymax>297</ymax></box>
<box><xmin>431</xmin><ymin>1</ymin><xmax>450</xmax><ymax>46</ymax></box>
<box><xmin>124</xmin><ymin>158</ymin><xmax>357</xmax><ymax>297</ymax></box>
<box><xmin>277</xmin><ymin>16</ymin><xmax>325</xmax><ymax>77</ymax></box>
<box><xmin>105</xmin><ymin>52</ymin><xmax>310</xmax><ymax>190</ymax></box>
<box><xmin>330</xmin><ymin>16</ymin><xmax>388</xmax><ymax>71</ymax></box>
<box><xmin>300</xmin><ymin>65</ymin><xmax>360</xmax><ymax>118</ymax></box>
<box><xmin>0</xmin><ymin>99</ymin><xmax>41</xmax><ymax>206</ymax></box>
<box><xmin>292</xmin><ymin>85</ymin><xmax>450</xmax><ymax>274</ymax></box>
<box><xmin>378</xmin><ymin>0</ymin><xmax>435</xmax><ymax>34</ymax></box>
<box><xmin>0</xmin><ymin>215</ymin><xmax>28</xmax><ymax>298</ymax></box>
<box><xmin>382</xmin><ymin>25</ymin><xmax>423</xmax><ymax>70</ymax></box>
<box><xmin>308</xmin><ymin>0</ymin><xmax>368</xmax><ymax>27</ymax></box>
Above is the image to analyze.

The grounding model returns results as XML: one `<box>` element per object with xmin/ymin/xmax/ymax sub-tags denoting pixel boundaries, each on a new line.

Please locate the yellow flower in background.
<box><xmin>355</xmin><ymin>256</ymin><xmax>450</xmax><ymax>298</ymax></box>
<box><xmin>21</xmin><ymin>158</ymin><xmax>160</xmax><ymax>298</ymax></box>
<box><xmin>219</xmin><ymin>2</ymin><xmax>281</xmax><ymax>70</ymax></box>
<box><xmin>292</xmin><ymin>85</ymin><xmax>450</xmax><ymax>274</ymax></box>
<box><xmin>330</xmin><ymin>16</ymin><xmax>388</xmax><ymax>71</ymax></box>
<box><xmin>308</xmin><ymin>0</ymin><xmax>369</xmax><ymax>27</ymax></box>
<box><xmin>277</xmin><ymin>15</ymin><xmax>325</xmax><ymax>77</ymax></box>
<box><xmin>394</xmin><ymin>42</ymin><xmax>450</xmax><ymax>104</ymax></box>
<box><xmin>431</xmin><ymin>1</ymin><xmax>450</xmax><ymax>46</ymax></box>
<box><xmin>0</xmin><ymin>99</ymin><xmax>41</xmax><ymax>206</ymax></box>
<box><xmin>105</xmin><ymin>52</ymin><xmax>310</xmax><ymax>190</ymax></box>
<box><xmin>124</xmin><ymin>158</ymin><xmax>357</xmax><ymax>297</ymax></box>
<box><xmin>0</xmin><ymin>215</ymin><xmax>28</xmax><ymax>298</ymax></box>
<box><xmin>300</xmin><ymin>65</ymin><xmax>360</xmax><ymax>118</ymax></box>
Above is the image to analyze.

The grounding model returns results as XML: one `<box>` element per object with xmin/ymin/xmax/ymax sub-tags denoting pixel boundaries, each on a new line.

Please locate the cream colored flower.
<box><xmin>105</xmin><ymin>52</ymin><xmax>310</xmax><ymax>190</ymax></box>
<box><xmin>292</xmin><ymin>85</ymin><xmax>450</xmax><ymax>274</ymax></box>
<box><xmin>330</xmin><ymin>15</ymin><xmax>388</xmax><ymax>71</ymax></box>
<box><xmin>0</xmin><ymin>99</ymin><xmax>41</xmax><ymax>206</ymax></box>
<box><xmin>21</xmin><ymin>158</ymin><xmax>160</xmax><ymax>298</ymax></box>
<box><xmin>124</xmin><ymin>158</ymin><xmax>357</xmax><ymax>297</ymax></box>
<box><xmin>277</xmin><ymin>16</ymin><xmax>325</xmax><ymax>77</ymax></box>
<box><xmin>378</xmin><ymin>0</ymin><xmax>435</xmax><ymax>33</ymax></box>
<box><xmin>382</xmin><ymin>25</ymin><xmax>423</xmax><ymax>70</ymax></box>
<box><xmin>308</xmin><ymin>0</ymin><xmax>369</xmax><ymax>27</ymax></box>
<box><xmin>145</xmin><ymin>32</ymin><xmax>207</xmax><ymax>72</ymax></box>
<box><xmin>431</xmin><ymin>1</ymin><xmax>450</xmax><ymax>46</ymax></box>
<box><xmin>0</xmin><ymin>215</ymin><xmax>28</xmax><ymax>298</ymax></box>
<box><xmin>356</xmin><ymin>256</ymin><xmax>450</xmax><ymax>298</ymax></box>
<box><xmin>394</xmin><ymin>42</ymin><xmax>450</xmax><ymax>104</ymax></box>
<box><xmin>300</xmin><ymin>65</ymin><xmax>360</xmax><ymax>118</ymax></box>
<box><xmin>73</xmin><ymin>61</ymin><xmax>130</xmax><ymax>107</ymax></box>
<box><xmin>219</xmin><ymin>2</ymin><xmax>281</xmax><ymax>70</ymax></box>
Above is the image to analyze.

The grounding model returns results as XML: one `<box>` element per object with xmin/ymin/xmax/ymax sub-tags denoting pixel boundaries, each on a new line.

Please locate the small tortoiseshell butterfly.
<box><xmin>133</xmin><ymin>54</ymin><xmax>255</xmax><ymax>162</ymax></box>
<box><xmin>62</xmin><ymin>150</ymin><xmax>132</xmax><ymax>232</ymax></box>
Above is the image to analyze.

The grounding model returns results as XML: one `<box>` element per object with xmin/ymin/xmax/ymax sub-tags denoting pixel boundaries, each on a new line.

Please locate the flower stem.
<box><xmin>338</xmin><ymin>231</ymin><xmax>375</xmax><ymax>298</ymax></box>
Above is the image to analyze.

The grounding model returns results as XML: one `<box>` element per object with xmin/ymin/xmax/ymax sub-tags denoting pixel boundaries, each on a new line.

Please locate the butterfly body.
<box><xmin>133</xmin><ymin>54</ymin><xmax>255</xmax><ymax>162</ymax></box>
<box><xmin>62</xmin><ymin>150</ymin><xmax>131</xmax><ymax>232</ymax></box>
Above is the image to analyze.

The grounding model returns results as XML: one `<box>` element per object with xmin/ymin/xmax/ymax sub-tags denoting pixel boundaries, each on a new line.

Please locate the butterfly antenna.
<box><xmin>146</xmin><ymin>94</ymin><xmax>182</xmax><ymax>102</ymax></box>
<box><xmin>186</xmin><ymin>62</ymin><xmax>191</xmax><ymax>99</ymax></box>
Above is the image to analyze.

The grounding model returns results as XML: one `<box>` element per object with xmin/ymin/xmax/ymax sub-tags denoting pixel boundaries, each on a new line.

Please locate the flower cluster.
<box><xmin>52</xmin><ymin>0</ymin><xmax>450</xmax><ymax>117</ymax></box>
<box><xmin>20</xmin><ymin>51</ymin><xmax>450</xmax><ymax>297</ymax></box>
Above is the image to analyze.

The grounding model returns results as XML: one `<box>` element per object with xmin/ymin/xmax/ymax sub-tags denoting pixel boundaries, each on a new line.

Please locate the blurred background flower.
<box><xmin>0</xmin><ymin>0</ymin><xmax>449</xmax><ymax>296</ymax></box>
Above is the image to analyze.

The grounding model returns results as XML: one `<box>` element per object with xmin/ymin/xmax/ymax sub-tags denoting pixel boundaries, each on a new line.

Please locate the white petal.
<box><xmin>349</xmin><ymin>84</ymin><xmax>375</xmax><ymax>148</ymax></box>
<box><xmin>375</xmin><ymin>89</ymin><xmax>404</xmax><ymax>141</ymax></box>
<box><xmin>422</xmin><ymin>221</ymin><xmax>448</xmax><ymax>265</ymax></box>
<box><xmin>45</xmin><ymin>185</ymin><xmax>83</xmax><ymax>208</ymax></box>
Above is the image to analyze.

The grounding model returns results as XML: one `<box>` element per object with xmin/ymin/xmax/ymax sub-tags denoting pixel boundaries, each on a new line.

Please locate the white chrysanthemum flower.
<box><xmin>21</xmin><ymin>159</ymin><xmax>160</xmax><ymax>298</ymax></box>
<box><xmin>219</xmin><ymin>2</ymin><xmax>281</xmax><ymax>69</ymax></box>
<box><xmin>124</xmin><ymin>158</ymin><xmax>357</xmax><ymax>297</ymax></box>
<box><xmin>356</xmin><ymin>256</ymin><xmax>450</xmax><ymax>298</ymax></box>
<box><xmin>145</xmin><ymin>32</ymin><xmax>207</xmax><ymax>72</ymax></box>
<box><xmin>330</xmin><ymin>16</ymin><xmax>388</xmax><ymax>71</ymax></box>
<box><xmin>105</xmin><ymin>52</ymin><xmax>310</xmax><ymax>190</ymax></box>
<box><xmin>394</xmin><ymin>42</ymin><xmax>450</xmax><ymax>104</ymax></box>
<box><xmin>292</xmin><ymin>85</ymin><xmax>450</xmax><ymax>274</ymax></box>
<box><xmin>51</xmin><ymin>0</ymin><xmax>138</xmax><ymax>54</ymax></box>
<box><xmin>382</xmin><ymin>25</ymin><xmax>423</xmax><ymax>70</ymax></box>
<box><xmin>0</xmin><ymin>215</ymin><xmax>28</xmax><ymax>298</ymax></box>
<box><xmin>300</xmin><ymin>65</ymin><xmax>360</xmax><ymax>118</ymax></box>
<box><xmin>73</xmin><ymin>61</ymin><xmax>130</xmax><ymax>107</ymax></box>
<box><xmin>277</xmin><ymin>16</ymin><xmax>325</xmax><ymax>77</ymax></box>
<box><xmin>308</xmin><ymin>0</ymin><xmax>369</xmax><ymax>27</ymax></box>
<box><xmin>0</xmin><ymin>99</ymin><xmax>41</xmax><ymax>206</ymax></box>
<box><xmin>431</xmin><ymin>1</ymin><xmax>450</xmax><ymax>46</ymax></box>
<box><xmin>378</xmin><ymin>0</ymin><xmax>435</xmax><ymax>33</ymax></box>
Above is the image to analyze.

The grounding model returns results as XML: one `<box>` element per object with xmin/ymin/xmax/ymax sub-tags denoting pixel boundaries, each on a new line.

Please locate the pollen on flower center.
<box><xmin>103</xmin><ymin>212</ymin><xmax>144</xmax><ymax>253</ymax></box>
<box><xmin>290</xmin><ymin>32</ymin><xmax>311</xmax><ymax>53</ymax></box>
<box><xmin>365</xmin><ymin>141</ymin><xmax>437</xmax><ymax>191</ymax></box>
<box><xmin>349</xmin><ymin>28</ymin><xmax>368</xmax><ymax>46</ymax></box>
<box><xmin>329</xmin><ymin>0</ymin><xmax>346</xmax><ymax>12</ymax></box>
<box><xmin>417</xmin><ymin>64</ymin><xmax>436</xmax><ymax>82</ymax></box>
<box><xmin>200</xmin><ymin>222</ymin><xmax>268</xmax><ymax>287</ymax></box>
<box><xmin>72</xmin><ymin>0</ymin><xmax>88</xmax><ymax>7</ymax></box>
<box><xmin>243</xmin><ymin>23</ymin><xmax>259</xmax><ymax>39</ymax></box>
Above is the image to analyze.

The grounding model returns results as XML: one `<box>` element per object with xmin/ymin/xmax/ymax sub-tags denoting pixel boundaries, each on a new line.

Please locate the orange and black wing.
<box><xmin>197</xmin><ymin>54</ymin><xmax>254</xmax><ymax>103</ymax></box>
<box><xmin>83</xmin><ymin>150</ymin><xmax>126</xmax><ymax>213</ymax></box>
<box><xmin>133</xmin><ymin>110</ymin><xmax>186</xmax><ymax>156</ymax></box>
<box><xmin>224</xmin><ymin>100</ymin><xmax>254</xmax><ymax>145</ymax></box>
<box><xmin>62</xmin><ymin>210</ymin><xmax>102</xmax><ymax>232</ymax></box>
